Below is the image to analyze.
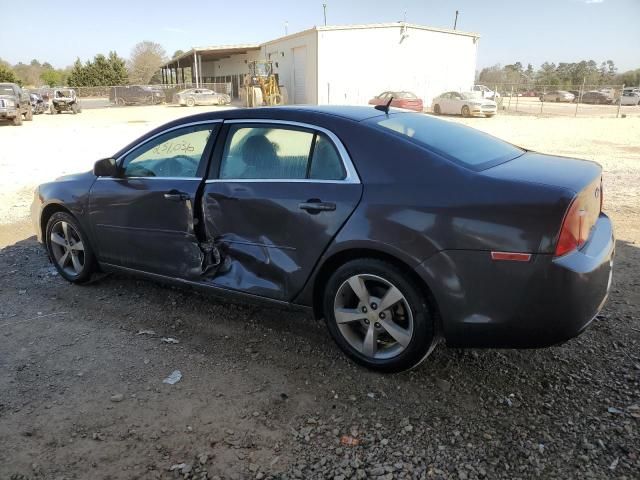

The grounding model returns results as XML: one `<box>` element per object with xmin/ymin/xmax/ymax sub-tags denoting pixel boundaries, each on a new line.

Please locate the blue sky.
<box><xmin>1</xmin><ymin>0</ymin><xmax>638</xmax><ymax>71</ymax></box>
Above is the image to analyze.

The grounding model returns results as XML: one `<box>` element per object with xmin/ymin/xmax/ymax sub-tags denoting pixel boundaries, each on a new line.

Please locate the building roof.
<box><xmin>160</xmin><ymin>22</ymin><xmax>480</xmax><ymax>69</ymax></box>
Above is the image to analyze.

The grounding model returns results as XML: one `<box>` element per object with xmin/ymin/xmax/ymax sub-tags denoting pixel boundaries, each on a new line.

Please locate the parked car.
<box><xmin>50</xmin><ymin>88</ymin><xmax>82</xmax><ymax>114</ymax></box>
<box><xmin>620</xmin><ymin>91</ymin><xmax>640</xmax><ymax>106</ymax></box>
<box><xmin>540</xmin><ymin>90</ymin><xmax>575</xmax><ymax>103</ymax></box>
<box><xmin>432</xmin><ymin>91</ymin><xmax>497</xmax><ymax>117</ymax></box>
<box><xmin>472</xmin><ymin>84</ymin><xmax>500</xmax><ymax>100</ymax></box>
<box><xmin>109</xmin><ymin>85</ymin><xmax>165</xmax><ymax>106</ymax></box>
<box><xmin>175</xmin><ymin>88</ymin><xmax>231</xmax><ymax>107</ymax></box>
<box><xmin>568</xmin><ymin>90</ymin><xmax>581</xmax><ymax>101</ymax></box>
<box><xmin>368</xmin><ymin>91</ymin><xmax>424</xmax><ymax>112</ymax></box>
<box><xmin>580</xmin><ymin>91</ymin><xmax>613</xmax><ymax>105</ymax></box>
<box><xmin>31</xmin><ymin>106</ymin><xmax>614</xmax><ymax>373</ymax></box>
<box><xmin>30</xmin><ymin>93</ymin><xmax>47</xmax><ymax>114</ymax></box>
<box><xmin>521</xmin><ymin>90</ymin><xmax>539</xmax><ymax>97</ymax></box>
<box><xmin>0</xmin><ymin>82</ymin><xmax>33</xmax><ymax>126</ymax></box>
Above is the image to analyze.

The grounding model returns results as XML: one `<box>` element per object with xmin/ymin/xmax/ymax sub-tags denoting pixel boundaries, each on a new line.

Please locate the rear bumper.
<box><xmin>415</xmin><ymin>213</ymin><xmax>614</xmax><ymax>348</ymax></box>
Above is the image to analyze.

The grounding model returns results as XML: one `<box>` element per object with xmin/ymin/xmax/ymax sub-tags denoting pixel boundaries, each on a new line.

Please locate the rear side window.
<box><xmin>219</xmin><ymin>125</ymin><xmax>346</xmax><ymax>181</ymax></box>
<box><xmin>369</xmin><ymin>113</ymin><xmax>524</xmax><ymax>169</ymax></box>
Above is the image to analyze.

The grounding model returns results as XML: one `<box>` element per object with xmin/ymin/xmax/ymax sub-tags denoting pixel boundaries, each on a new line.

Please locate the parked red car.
<box><xmin>368</xmin><ymin>91</ymin><xmax>424</xmax><ymax>112</ymax></box>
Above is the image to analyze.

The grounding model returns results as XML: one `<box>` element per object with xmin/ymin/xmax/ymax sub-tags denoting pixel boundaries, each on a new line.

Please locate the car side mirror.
<box><xmin>93</xmin><ymin>158</ymin><xmax>119</xmax><ymax>177</ymax></box>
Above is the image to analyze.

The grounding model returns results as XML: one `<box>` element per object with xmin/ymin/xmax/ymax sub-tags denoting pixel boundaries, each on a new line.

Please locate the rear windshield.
<box><xmin>367</xmin><ymin>113</ymin><xmax>524</xmax><ymax>169</ymax></box>
<box><xmin>393</xmin><ymin>92</ymin><xmax>417</xmax><ymax>99</ymax></box>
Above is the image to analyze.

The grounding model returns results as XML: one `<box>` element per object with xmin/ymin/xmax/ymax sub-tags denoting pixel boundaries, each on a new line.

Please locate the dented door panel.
<box><xmin>201</xmin><ymin>181</ymin><xmax>362</xmax><ymax>301</ymax></box>
<box><xmin>88</xmin><ymin>178</ymin><xmax>205</xmax><ymax>278</ymax></box>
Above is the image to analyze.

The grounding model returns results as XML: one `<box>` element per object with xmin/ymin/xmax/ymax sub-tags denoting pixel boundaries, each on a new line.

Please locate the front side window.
<box><xmin>219</xmin><ymin>125</ymin><xmax>346</xmax><ymax>181</ymax></box>
<box><xmin>122</xmin><ymin>124</ymin><xmax>214</xmax><ymax>178</ymax></box>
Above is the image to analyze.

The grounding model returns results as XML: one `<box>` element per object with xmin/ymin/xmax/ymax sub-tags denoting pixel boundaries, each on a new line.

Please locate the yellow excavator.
<box><xmin>242</xmin><ymin>60</ymin><xmax>287</xmax><ymax>107</ymax></box>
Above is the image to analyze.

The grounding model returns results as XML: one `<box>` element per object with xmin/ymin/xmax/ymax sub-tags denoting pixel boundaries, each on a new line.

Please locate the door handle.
<box><xmin>299</xmin><ymin>199</ymin><xmax>336</xmax><ymax>213</ymax></box>
<box><xmin>163</xmin><ymin>190</ymin><xmax>190</xmax><ymax>202</ymax></box>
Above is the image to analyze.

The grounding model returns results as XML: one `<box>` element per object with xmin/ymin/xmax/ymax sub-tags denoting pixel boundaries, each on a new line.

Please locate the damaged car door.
<box><xmin>201</xmin><ymin>120</ymin><xmax>362</xmax><ymax>301</ymax></box>
<box><xmin>88</xmin><ymin>121</ymin><xmax>220</xmax><ymax>277</ymax></box>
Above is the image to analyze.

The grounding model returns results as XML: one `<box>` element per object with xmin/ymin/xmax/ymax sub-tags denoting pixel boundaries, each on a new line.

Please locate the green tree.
<box><xmin>40</xmin><ymin>69</ymin><xmax>63</xmax><ymax>87</ymax></box>
<box><xmin>67</xmin><ymin>52</ymin><xmax>128</xmax><ymax>87</ymax></box>
<box><xmin>0</xmin><ymin>63</ymin><xmax>20</xmax><ymax>83</ymax></box>
<box><xmin>172</xmin><ymin>49</ymin><xmax>185</xmax><ymax>59</ymax></box>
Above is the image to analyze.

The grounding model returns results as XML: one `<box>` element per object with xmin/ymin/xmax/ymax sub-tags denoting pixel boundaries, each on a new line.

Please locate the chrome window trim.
<box><xmin>215</xmin><ymin>119</ymin><xmax>360</xmax><ymax>184</ymax></box>
<box><xmin>96</xmin><ymin>176</ymin><xmax>202</xmax><ymax>181</ymax></box>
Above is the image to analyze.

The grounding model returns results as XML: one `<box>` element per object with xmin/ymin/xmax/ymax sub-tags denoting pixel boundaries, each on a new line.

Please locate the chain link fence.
<box><xmin>32</xmin><ymin>83</ymin><xmax>233</xmax><ymax>109</ymax></box>
<box><xmin>473</xmin><ymin>83</ymin><xmax>637</xmax><ymax>117</ymax></box>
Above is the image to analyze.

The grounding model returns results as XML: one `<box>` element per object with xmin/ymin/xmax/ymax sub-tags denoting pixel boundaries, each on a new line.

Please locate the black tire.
<box><xmin>25</xmin><ymin>106</ymin><xmax>33</xmax><ymax>121</ymax></box>
<box><xmin>71</xmin><ymin>104</ymin><xmax>78</xmax><ymax>114</ymax></box>
<box><xmin>323</xmin><ymin>258</ymin><xmax>436</xmax><ymax>373</ymax></box>
<box><xmin>433</xmin><ymin>104</ymin><xmax>441</xmax><ymax>115</ymax></box>
<box><xmin>461</xmin><ymin>105</ymin><xmax>471</xmax><ymax>117</ymax></box>
<box><xmin>486</xmin><ymin>113</ymin><xmax>495</xmax><ymax>118</ymax></box>
<box><xmin>186</xmin><ymin>97</ymin><xmax>196</xmax><ymax>107</ymax></box>
<box><xmin>12</xmin><ymin>113</ymin><xmax>22</xmax><ymax>126</ymax></box>
<box><xmin>116</xmin><ymin>98</ymin><xmax>126</xmax><ymax>106</ymax></box>
<box><xmin>50</xmin><ymin>104</ymin><xmax>56</xmax><ymax>115</ymax></box>
<box><xmin>45</xmin><ymin>212</ymin><xmax>96</xmax><ymax>284</ymax></box>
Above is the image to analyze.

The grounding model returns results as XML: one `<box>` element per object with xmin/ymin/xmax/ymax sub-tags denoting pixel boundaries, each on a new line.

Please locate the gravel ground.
<box><xmin>0</xmin><ymin>107</ymin><xmax>638</xmax><ymax>479</ymax></box>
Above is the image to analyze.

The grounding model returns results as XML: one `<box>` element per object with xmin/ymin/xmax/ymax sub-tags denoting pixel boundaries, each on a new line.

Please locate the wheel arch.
<box><xmin>40</xmin><ymin>203</ymin><xmax>72</xmax><ymax>240</ymax></box>
<box><xmin>310</xmin><ymin>247</ymin><xmax>442</xmax><ymax>332</ymax></box>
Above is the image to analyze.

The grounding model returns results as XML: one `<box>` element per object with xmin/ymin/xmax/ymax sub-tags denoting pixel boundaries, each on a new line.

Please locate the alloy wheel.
<box><xmin>49</xmin><ymin>221</ymin><xmax>85</xmax><ymax>277</ymax></box>
<box><xmin>333</xmin><ymin>274</ymin><xmax>414</xmax><ymax>360</ymax></box>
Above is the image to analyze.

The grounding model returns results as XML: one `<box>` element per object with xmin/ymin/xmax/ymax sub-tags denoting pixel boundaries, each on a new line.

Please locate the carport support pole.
<box><xmin>507</xmin><ymin>85</ymin><xmax>513</xmax><ymax>110</ymax></box>
<box><xmin>540</xmin><ymin>87</ymin><xmax>545</xmax><ymax>114</ymax></box>
<box><xmin>193</xmin><ymin>51</ymin><xmax>199</xmax><ymax>88</ymax></box>
<box><xmin>616</xmin><ymin>84</ymin><xmax>624</xmax><ymax>118</ymax></box>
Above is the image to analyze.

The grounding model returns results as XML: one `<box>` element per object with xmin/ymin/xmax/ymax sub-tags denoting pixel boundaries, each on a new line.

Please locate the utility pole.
<box><xmin>453</xmin><ymin>10</ymin><xmax>459</xmax><ymax>30</ymax></box>
<box><xmin>323</xmin><ymin>3</ymin><xmax>327</xmax><ymax>26</ymax></box>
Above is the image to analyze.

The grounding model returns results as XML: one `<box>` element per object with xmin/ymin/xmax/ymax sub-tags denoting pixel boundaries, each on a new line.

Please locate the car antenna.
<box><xmin>375</xmin><ymin>96</ymin><xmax>393</xmax><ymax>114</ymax></box>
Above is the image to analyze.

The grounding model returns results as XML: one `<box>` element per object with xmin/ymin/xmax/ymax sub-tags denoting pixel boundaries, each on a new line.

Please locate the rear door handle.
<box><xmin>299</xmin><ymin>200</ymin><xmax>336</xmax><ymax>213</ymax></box>
<box><xmin>164</xmin><ymin>190</ymin><xmax>190</xmax><ymax>202</ymax></box>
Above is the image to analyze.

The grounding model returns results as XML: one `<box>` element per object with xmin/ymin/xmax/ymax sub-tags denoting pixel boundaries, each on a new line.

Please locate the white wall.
<box><xmin>199</xmin><ymin>50</ymin><xmax>261</xmax><ymax>78</ymax></box>
<box><xmin>263</xmin><ymin>30</ymin><xmax>318</xmax><ymax>104</ymax></box>
<box><xmin>317</xmin><ymin>25</ymin><xmax>478</xmax><ymax>106</ymax></box>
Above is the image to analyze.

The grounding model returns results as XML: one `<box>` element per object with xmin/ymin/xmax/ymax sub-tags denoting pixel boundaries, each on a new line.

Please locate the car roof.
<box><xmin>204</xmin><ymin>105</ymin><xmax>393</xmax><ymax>122</ymax></box>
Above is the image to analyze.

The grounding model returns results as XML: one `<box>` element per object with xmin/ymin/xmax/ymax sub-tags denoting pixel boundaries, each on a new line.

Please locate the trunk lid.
<box><xmin>482</xmin><ymin>151</ymin><xmax>601</xmax><ymax>195</ymax></box>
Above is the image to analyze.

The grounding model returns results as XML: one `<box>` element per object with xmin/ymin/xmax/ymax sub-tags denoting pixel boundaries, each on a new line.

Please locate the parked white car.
<box><xmin>432</xmin><ymin>91</ymin><xmax>497</xmax><ymax>117</ymax></box>
<box><xmin>620</xmin><ymin>91</ymin><xmax>640</xmax><ymax>106</ymax></box>
<box><xmin>473</xmin><ymin>84</ymin><xmax>500</xmax><ymax>100</ymax></box>
<box><xmin>175</xmin><ymin>88</ymin><xmax>231</xmax><ymax>107</ymax></box>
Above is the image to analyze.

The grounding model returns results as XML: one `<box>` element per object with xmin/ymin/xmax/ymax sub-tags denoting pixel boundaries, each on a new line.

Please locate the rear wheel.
<box><xmin>45</xmin><ymin>212</ymin><xmax>96</xmax><ymax>283</ymax></box>
<box><xmin>186</xmin><ymin>97</ymin><xmax>196</xmax><ymax>107</ymax></box>
<box><xmin>323</xmin><ymin>258</ymin><xmax>436</xmax><ymax>373</ymax></box>
<box><xmin>71</xmin><ymin>103</ymin><xmax>79</xmax><ymax>114</ymax></box>
<box><xmin>12</xmin><ymin>114</ymin><xmax>22</xmax><ymax>126</ymax></box>
<box><xmin>433</xmin><ymin>104</ymin><xmax>441</xmax><ymax>115</ymax></box>
<box><xmin>50</xmin><ymin>104</ymin><xmax>56</xmax><ymax>114</ymax></box>
<box><xmin>25</xmin><ymin>107</ymin><xmax>33</xmax><ymax>121</ymax></box>
<box><xmin>461</xmin><ymin>105</ymin><xmax>471</xmax><ymax>117</ymax></box>
<box><xmin>116</xmin><ymin>97</ymin><xmax>126</xmax><ymax>106</ymax></box>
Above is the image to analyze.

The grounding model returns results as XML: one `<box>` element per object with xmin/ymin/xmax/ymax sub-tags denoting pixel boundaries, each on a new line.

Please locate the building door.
<box><xmin>293</xmin><ymin>46</ymin><xmax>307</xmax><ymax>104</ymax></box>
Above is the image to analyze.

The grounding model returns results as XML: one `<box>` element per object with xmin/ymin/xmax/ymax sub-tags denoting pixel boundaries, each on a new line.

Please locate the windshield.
<box><xmin>368</xmin><ymin>113</ymin><xmax>524</xmax><ymax>169</ymax></box>
<box><xmin>460</xmin><ymin>92</ymin><xmax>477</xmax><ymax>100</ymax></box>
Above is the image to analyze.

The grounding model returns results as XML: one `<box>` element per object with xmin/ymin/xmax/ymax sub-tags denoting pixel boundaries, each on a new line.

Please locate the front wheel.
<box><xmin>323</xmin><ymin>258</ymin><xmax>436</xmax><ymax>373</ymax></box>
<box><xmin>45</xmin><ymin>212</ymin><xmax>96</xmax><ymax>283</ymax></box>
<box><xmin>25</xmin><ymin>107</ymin><xmax>33</xmax><ymax>121</ymax></box>
<box><xmin>461</xmin><ymin>105</ymin><xmax>471</xmax><ymax>117</ymax></box>
<box><xmin>186</xmin><ymin>97</ymin><xmax>196</xmax><ymax>107</ymax></box>
<box><xmin>433</xmin><ymin>104</ymin><xmax>441</xmax><ymax>115</ymax></box>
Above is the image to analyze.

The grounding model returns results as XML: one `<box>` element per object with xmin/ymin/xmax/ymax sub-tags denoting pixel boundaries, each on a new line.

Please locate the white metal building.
<box><xmin>160</xmin><ymin>23</ymin><xmax>480</xmax><ymax>106</ymax></box>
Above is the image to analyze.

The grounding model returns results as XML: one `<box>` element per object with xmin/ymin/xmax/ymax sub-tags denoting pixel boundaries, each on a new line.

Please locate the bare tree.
<box><xmin>128</xmin><ymin>41</ymin><xmax>167</xmax><ymax>85</ymax></box>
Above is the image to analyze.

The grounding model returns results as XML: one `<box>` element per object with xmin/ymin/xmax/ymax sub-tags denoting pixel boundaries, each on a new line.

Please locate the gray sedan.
<box><xmin>31</xmin><ymin>106</ymin><xmax>613</xmax><ymax>372</ymax></box>
<box><xmin>176</xmin><ymin>88</ymin><xmax>231</xmax><ymax>107</ymax></box>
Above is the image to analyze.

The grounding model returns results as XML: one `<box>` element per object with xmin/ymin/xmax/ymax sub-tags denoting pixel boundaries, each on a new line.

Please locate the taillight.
<box><xmin>555</xmin><ymin>199</ymin><xmax>586</xmax><ymax>257</ymax></box>
<box><xmin>554</xmin><ymin>177</ymin><xmax>601</xmax><ymax>257</ymax></box>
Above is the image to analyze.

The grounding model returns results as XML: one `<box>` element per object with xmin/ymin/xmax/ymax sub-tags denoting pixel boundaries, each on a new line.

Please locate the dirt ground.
<box><xmin>0</xmin><ymin>106</ymin><xmax>638</xmax><ymax>480</ymax></box>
